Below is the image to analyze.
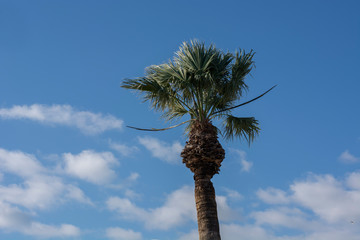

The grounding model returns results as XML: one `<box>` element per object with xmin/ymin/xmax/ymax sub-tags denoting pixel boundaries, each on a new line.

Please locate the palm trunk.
<box><xmin>194</xmin><ymin>173</ymin><xmax>221</xmax><ymax>240</ymax></box>
<box><xmin>181</xmin><ymin>120</ymin><xmax>225</xmax><ymax>240</ymax></box>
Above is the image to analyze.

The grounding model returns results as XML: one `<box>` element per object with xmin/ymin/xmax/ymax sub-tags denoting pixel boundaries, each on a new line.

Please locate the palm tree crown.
<box><xmin>122</xmin><ymin>40</ymin><xmax>275</xmax><ymax>240</ymax></box>
<box><xmin>122</xmin><ymin>40</ymin><xmax>273</xmax><ymax>142</ymax></box>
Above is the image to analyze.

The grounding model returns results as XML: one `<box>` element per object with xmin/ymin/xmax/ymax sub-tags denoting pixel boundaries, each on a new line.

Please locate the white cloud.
<box><xmin>0</xmin><ymin>200</ymin><xmax>81</xmax><ymax>238</ymax></box>
<box><xmin>216</xmin><ymin>195</ymin><xmax>240</xmax><ymax>222</ymax></box>
<box><xmin>0</xmin><ymin>104</ymin><xmax>123</xmax><ymax>134</ymax></box>
<box><xmin>63</xmin><ymin>150</ymin><xmax>119</xmax><ymax>184</ymax></box>
<box><xmin>257</xmin><ymin>173</ymin><xmax>360</xmax><ymax>224</ymax></box>
<box><xmin>107</xmin><ymin>185</ymin><xmax>238</xmax><ymax>230</ymax></box>
<box><xmin>180</xmin><ymin>171</ymin><xmax>360</xmax><ymax>240</ymax></box>
<box><xmin>0</xmin><ymin>148</ymin><xmax>45</xmax><ymax>177</ymax></box>
<box><xmin>106</xmin><ymin>227</ymin><xmax>142</xmax><ymax>240</ymax></box>
<box><xmin>109</xmin><ymin>141</ymin><xmax>139</xmax><ymax>157</ymax></box>
<box><xmin>147</xmin><ymin>186</ymin><xmax>196</xmax><ymax>229</ymax></box>
<box><xmin>127</xmin><ymin>172</ymin><xmax>140</xmax><ymax>182</ymax></box>
<box><xmin>252</xmin><ymin>207</ymin><xmax>317</xmax><ymax>231</ymax></box>
<box><xmin>222</xmin><ymin>188</ymin><xmax>243</xmax><ymax>201</ymax></box>
<box><xmin>108</xmin><ymin>172</ymin><xmax>140</xmax><ymax>191</ymax></box>
<box><xmin>22</xmin><ymin>222</ymin><xmax>80</xmax><ymax>238</ymax></box>
<box><xmin>241</xmin><ymin>159</ymin><xmax>253</xmax><ymax>172</ymax></box>
<box><xmin>290</xmin><ymin>174</ymin><xmax>360</xmax><ymax>223</ymax></box>
<box><xmin>107</xmin><ymin>186</ymin><xmax>195</xmax><ymax>230</ymax></box>
<box><xmin>0</xmin><ymin>148</ymin><xmax>93</xmax><ymax>209</ymax></box>
<box><xmin>248</xmin><ymin>171</ymin><xmax>360</xmax><ymax>240</ymax></box>
<box><xmin>339</xmin><ymin>150</ymin><xmax>359</xmax><ymax>163</ymax></box>
<box><xmin>346</xmin><ymin>172</ymin><xmax>360</xmax><ymax>189</ymax></box>
<box><xmin>256</xmin><ymin>187</ymin><xmax>290</xmax><ymax>204</ymax></box>
<box><xmin>178</xmin><ymin>229</ymin><xmax>198</xmax><ymax>240</ymax></box>
<box><xmin>0</xmin><ymin>176</ymin><xmax>64</xmax><ymax>209</ymax></box>
<box><xmin>138</xmin><ymin>136</ymin><xmax>182</xmax><ymax>164</ymax></box>
<box><xmin>0</xmin><ymin>176</ymin><xmax>92</xmax><ymax>209</ymax></box>
<box><xmin>180</xmin><ymin>220</ymin><xmax>360</xmax><ymax>240</ymax></box>
<box><xmin>0</xmin><ymin>148</ymin><xmax>92</xmax><ymax>237</ymax></box>
<box><xmin>178</xmin><ymin>224</ymin><xmax>278</xmax><ymax>240</ymax></box>
<box><xmin>232</xmin><ymin>149</ymin><xmax>253</xmax><ymax>172</ymax></box>
<box><xmin>220</xmin><ymin>224</ymin><xmax>282</xmax><ymax>240</ymax></box>
<box><xmin>124</xmin><ymin>189</ymin><xmax>141</xmax><ymax>199</ymax></box>
<box><xmin>107</xmin><ymin>196</ymin><xmax>149</xmax><ymax>221</ymax></box>
<box><xmin>222</xmin><ymin>222</ymin><xmax>360</xmax><ymax>240</ymax></box>
<box><xmin>65</xmin><ymin>184</ymin><xmax>94</xmax><ymax>206</ymax></box>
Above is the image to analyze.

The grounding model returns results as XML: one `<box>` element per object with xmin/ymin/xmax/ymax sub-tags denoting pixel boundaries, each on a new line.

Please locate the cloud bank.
<box><xmin>0</xmin><ymin>148</ymin><xmax>89</xmax><ymax>238</ymax></box>
<box><xmin>106</xmin><ymin>227</ymin><xmax>142</xmax><ymax>240</ymax></box>
<box><xmin>180</xmin><ymin>171</ymin><xmax>360</xmax><ymax>240</ymax></box>
<box><xmin>0</xmin><ymin>104</ymin><xmax>123</xmax><ymax>134</ymax></box>
<box><xmin>138</xmin><ymin>136</ymin><xmax>182</xmax><ymax>164</ymax></box>
<box><xmin>107</xmin><ymin>185</ymin><xmax>237</xmax><ymax>231</ymax></box>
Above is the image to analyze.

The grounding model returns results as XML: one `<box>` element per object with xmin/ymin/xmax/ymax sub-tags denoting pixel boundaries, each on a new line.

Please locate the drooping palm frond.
<box><xmin>212</xmin><ymin>85</ymin><xmax>277</xmax><ymax>116</ymax></box>
<box><xmin>223</xmin><ymin>115</ymin><xmax>260</xmax><ymax>143</ymax></box>
<box><xmin>122</xmin><ymin>77</ymin><xmax>174</xmax><ymax>111</ymax></box>
<box><xmin>122</xmin><ymin>40</ymin><xmax>274</xmax><ymax>143</ymax></box>
<box><xmin>127</xmin><ymin>119</ymin><xmax>192</xmax><ymax>131</ymax></box>
<box><xmin>204</xmin><ymin>49</ymin><xmax>255</xmax><ymax>117</ymax></box>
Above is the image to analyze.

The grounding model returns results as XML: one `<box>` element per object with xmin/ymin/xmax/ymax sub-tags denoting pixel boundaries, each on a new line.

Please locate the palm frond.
<box><xmin>161</xmin><ymin>101</ymin><xmax>190</xmax><ymax>122</ymax></box>
<box><xmin>122</xmin><ymin>40</ymin><xmax>274</xmax><ymax>141</ymax></box>
<box><xmin>127</xmin><ymin>119</ymin><xmax>193</xmax><ymax>131</ymax></box>
<box><xmin>122</xmin><ymin>77</ymin><xmax>175</xmax><ymax>111</ymax></box>
<box><xmin>213</xmin><ymin>85</ymin><xmax>277</xmax><ymax>116</ymax></box>
<box><xmin>223</xmin><ymin>115</ymin><xmax>260</xmax><ymax>143</ymax></box>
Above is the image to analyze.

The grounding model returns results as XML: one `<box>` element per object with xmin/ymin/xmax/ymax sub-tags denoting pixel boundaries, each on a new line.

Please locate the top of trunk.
<box><xmin>181</xmin><ymin>120</ymin><xmax>225</xmax><ymax>177</ymax></box>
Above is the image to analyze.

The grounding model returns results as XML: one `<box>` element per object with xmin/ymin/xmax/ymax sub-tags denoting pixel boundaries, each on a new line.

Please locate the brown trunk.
<box><xmin>181</xmin><ymin>120</ymin><xmax>225</xmax><ymax>240</ymax></box>
<box><xmin>194</xmin><ymin>173</ymin><xmax>221</xmax><ymax>240</ymax></box>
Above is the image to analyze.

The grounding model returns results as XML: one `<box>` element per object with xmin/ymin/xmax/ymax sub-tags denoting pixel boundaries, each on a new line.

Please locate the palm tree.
<box><xmin>121</xmin><ymin>40</ymin><xmax>275</xmax><ymax>240</ymax></box>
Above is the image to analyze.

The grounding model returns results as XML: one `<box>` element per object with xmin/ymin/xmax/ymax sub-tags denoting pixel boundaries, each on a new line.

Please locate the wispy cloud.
<box><xmin>231</xmin><ymin>149</ymin><xmax>253</xmax><ymax>172</ymax></box>
<box><xmin>0</xmin><ymin>202</ymin><xmax>81</xmax><ymax>238</ymax></box>
<box><xmin>138</xmin><ymin>136</ymin><xmax>182</xmax><ymax>164</ymax></box>
<box><xmin>0</xmin><ymin>104</ymin><xmax>123</xmax><ymax>134</ymax></box>
<box><xmin>109</xmin><ymin>141</ymin><xmax>139</xmax><ymax>157</ymax></box>
<box><xmin>107</xmin><ymin>186</ymin><xmax>195</xmax><ymax>230</ymax></box>
<box><xmin>256</xmin><ymin>187</ymin><xmax>290</xmax><ymax>205</ymax></box>
<box><xmin>107</xmin><ymin>185</ymin><xmax>236</xmax><ymax>230</ymax></box>
<box><xmin>0</xmin><ymin>148</ymin><xmax>92</xmax><ymax>208</ymax></box>
<box><xmin>0</xmin><ymin>148</ymin><xmax>90</xmax><ymax>237</ymax></box>
<box><xmin>222</xmin><ymin>188</ymin><xmax>243</xmax><ymax>201</ymax></box>
<box><xmin>252</xmin><ymin>172</ymin><xmax>360</xmax><ymax>238</ymax></box>
<box><xmin>180</xmin><ymin>171</ymin><xmax>360</xmax><ymax>240</ymax></box>
<box><xmin>106</xmin><ymin>227</ymin><xmax>142</xmax><ymax>240</ymax></box>
<box><xmin>338</xmin><ymin>150</ymin><xmax>359</xmax><ymax>163</ymax></box>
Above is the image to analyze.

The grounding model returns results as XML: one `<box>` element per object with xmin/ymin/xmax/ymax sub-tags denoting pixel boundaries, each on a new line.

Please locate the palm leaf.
<box><xmin>122</xmin><ymin>40</ymin><xmax>275</xmax><ymax>143</ymax></box>
<box><xmin>223</xmin><ymin>115</ymin><xmax>260</xmax><ymax>143</ymax></box>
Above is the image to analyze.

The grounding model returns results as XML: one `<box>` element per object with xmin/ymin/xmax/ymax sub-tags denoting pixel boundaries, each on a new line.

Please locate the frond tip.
<box><xmin>126</xmin><ymin>119</ymin><xmax>193</xmax><ymax>131</ymax></box>
<box><xmin>121</xmin><ymin>40</ymin><xmax>275</xmax><ymax>144</ymax></box>
<box><xmin>223</xmin><ymin>115</ymin><xmax>260</xmax><ymax>143</ymax></box>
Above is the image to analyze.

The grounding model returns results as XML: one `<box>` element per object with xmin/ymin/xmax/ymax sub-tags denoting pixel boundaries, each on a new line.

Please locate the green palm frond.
<box><xmin>122</xmin><ymin>77</ymin><xmax>174</xmax><ymax>111</ymax></box>
<box><xmin>161</xmin><ymin>101</ymin><xmax>189</xmax><ymax>122</ymax></box>
<box><xmin>122</xmin><ymin>40</ymin><xmax>274</xmax><ymax>144</ymax></box>
<box><xmin>223</xmin><ymin>115</ymin><xmax>260</xmax><ymax>143</ymax></box>
<box><xmin>212</xmin><ymin>85</ymin><xmax>277</xmax><ymax>116</ymax></box>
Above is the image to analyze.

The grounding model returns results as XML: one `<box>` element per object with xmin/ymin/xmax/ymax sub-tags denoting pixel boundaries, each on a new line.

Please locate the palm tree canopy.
<box><xmin>122</xmin><ymin>40</ymin><xmax>273</xmax><ymax>143</ymax></box>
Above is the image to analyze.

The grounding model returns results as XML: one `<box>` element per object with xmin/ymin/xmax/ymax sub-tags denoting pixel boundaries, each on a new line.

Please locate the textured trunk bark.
<box><xmin>181</xmin><ymin>120</ymin><xmax>225</xmax><ymax>240</ymax></box>
<box><xmin>194</xmin><ymin>174</ymin><xmax>221</xmax><ymax>240</ymax></box>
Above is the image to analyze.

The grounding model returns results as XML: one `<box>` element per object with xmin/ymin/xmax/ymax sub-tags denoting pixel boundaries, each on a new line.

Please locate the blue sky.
<box><xmin>1</xmin><ymin>0</ymin><xmax>360</xmax><ymax>239</ymax></box>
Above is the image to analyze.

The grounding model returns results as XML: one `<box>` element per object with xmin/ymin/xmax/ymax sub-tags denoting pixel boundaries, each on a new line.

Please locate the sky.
<box><xmin>0</xmin><ymin>0</ymin><xmax>360</xmax><ymax>239</ymax></box>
